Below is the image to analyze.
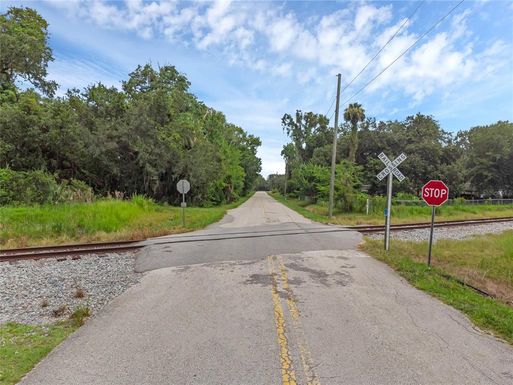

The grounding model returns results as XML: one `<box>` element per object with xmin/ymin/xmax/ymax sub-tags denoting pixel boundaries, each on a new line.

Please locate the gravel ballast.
<box><xmin>366</xmin><ymin>222</ymin><xmax>513</xmax><ymax>242</ymax></box>
<box><xmin>0</xmin><ymin>253</ymin><xmax>142</xmax><ymax>325</ymax></box>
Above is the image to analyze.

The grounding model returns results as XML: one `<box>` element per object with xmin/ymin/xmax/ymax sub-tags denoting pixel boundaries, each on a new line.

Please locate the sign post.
<box><xmin>421</xmin><ymin>180</ymin><xmax>449</xmax><ymax>266</ymax></box>
<box><xmin>428</xmin><ymin>206</ymin><xmax>436</xmax><ymax>266</ymax></box>
<box><xmin>376</xmin><ymin>152</ymin><xmax>407</xmax><ymax>251</ymax></box>
<box><xmin>176</xmin><ymin>179</ymin><xmax>190</xmax><ymax>227</ymax></box>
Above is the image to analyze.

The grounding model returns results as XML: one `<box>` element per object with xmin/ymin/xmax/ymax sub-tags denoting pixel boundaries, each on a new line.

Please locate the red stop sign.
<box><xmin>422</xmin><ymin>180</ymin><xmax>449</xmax><ymax>206</ymax></box>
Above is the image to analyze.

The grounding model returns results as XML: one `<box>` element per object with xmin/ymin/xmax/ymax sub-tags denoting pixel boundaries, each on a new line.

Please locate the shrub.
<box><xmin>395</xmin><ymin>192</ymin><xmax>419</xmax><ymax>200</ymax></box>
<box><xmin>69</xmin><ymin>306</ymin><xmax>91</xmax><ymax>327</ymax></box>
<box><xmin>291</xmin><ymin>163</ymin><xmax>330</xmax><ymax>202</ymax></box>
<box><xmin>57</xmin><ymin>179</ymin><xmax>94</xmax><ymax>203</ymax></box>
<box><xmin>287</xmin><ymin>161</ymin><xmax>364</xmax><ymax>211</ymax></box>
<box><xmin>131</xmin><ymin>194</ymin><xmax>155</xmax><ymax>209</ymax></box>
<box><xmin>334</xmin><ymin>161</ymin><xmax>363</xmax><ymax>212</ymax></box>
<box><xmin>0</xmin><ymin>168</ymin><xmax>94</xmax><ymax>205</ymax></box>
<box><xmin>0</xmin><ymin>168</ymin><xmax>59</xmax><ymax>205</ymax></box>
<box><xmin>452</xmin><ymin>197</ymin><xmax>466</xmax><ymax>205</ymax></box>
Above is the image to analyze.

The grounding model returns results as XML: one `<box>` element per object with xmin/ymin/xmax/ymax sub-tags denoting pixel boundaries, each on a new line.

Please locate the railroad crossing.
<box><xmin>18</xmin><ymin>193</ymin><xmax>513</xmax><ymax>385</ymax></box>
<box><xmin>376</xmin><ymin>152</ymin><xmax>407</xmax><ymax>250</ymax></box>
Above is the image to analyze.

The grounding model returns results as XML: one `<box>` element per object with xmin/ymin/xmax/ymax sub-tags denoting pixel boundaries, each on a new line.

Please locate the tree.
<box><xmin>343</xmin><ymin>102</ymin><xmax>365</xmax><ymax>163</ymax></box>
<box><xmin>267</xmin><ymin>174</ymin><xmax>286</xmax><ymax>193</ymax></box>
<box><xmin>286</xmin><ymin>161</ymin><xmax>363</xmax><ymax>211</ymax></box>
<box><xmin>237</xmin><ymin>132</ymin><xmax>262</xmax><ymax>194</ymax></box>
<box><xmin>291</xmin><ymin>163</ymin><xmax>330</xmax><ymax>202</ymax></box>
<box><xmin>354</xmin><ymin>114</ymin><xmax>451</xmax><ymax>195</ymax></box>
<box><xmin>0</xmin><ymin>7</ymin><xmax>262</xmax><ymax>206</ymax></box>
<box><xmin>281</xmin><ymin>110</ymin><xmax>329</xmax><ymax>163</ymax></box>
<box><xmin>281</xmin><ymin>143</ymin><xmax>298</xmax><ymax>194</ymax></box>
<box><xmin>465</xmin><ymin>121</ymin><xmax>513</xmax><ymax>196</ymax></box>
<box><xmin>0</xmin><ymin>7</ymin><xmax>57</xmax><ymax>96</ymax></box>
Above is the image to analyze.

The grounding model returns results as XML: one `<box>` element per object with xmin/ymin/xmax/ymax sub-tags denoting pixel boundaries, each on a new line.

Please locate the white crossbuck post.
<box><xmin>376</xmin><ymin>152</ymin><xmax>407</xmax><ymax>251</ymax></box>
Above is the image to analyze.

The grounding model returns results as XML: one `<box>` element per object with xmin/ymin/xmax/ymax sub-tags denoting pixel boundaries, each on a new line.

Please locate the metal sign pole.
<box><xmin>182</xmin><ymin>192</ymin><xmax>185</xmax><ymax>227</ymax></box>
<box><xmin>427</xmin><ymin>206</ymin><xmax>435</xmax><ymax>266</ymax></box>
<box><xmin>384</xmin><ymin>172</ymin><xmax>393</xmax><ymax>251</ymax></box>
<box><xmin>176</xmin><ymin>179</ymin><xmax>190</xmax><ymax>228</ymax></box>
<box><xmin>422</xmin><ymin>180</ymin><xmax>449</xmax><ymax>266</ymax></box>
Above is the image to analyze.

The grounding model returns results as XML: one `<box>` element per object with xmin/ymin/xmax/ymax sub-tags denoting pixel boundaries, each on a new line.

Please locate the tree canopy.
<box><xmin>0</xmin><ymin>7</ymin><xmax>262</xmax><ymax>206</ymax></box>
<box><xmin>280</xmin><ymin>105</ymin><xmax>512</xmax><ymax>202</ymax></box>
<box><xmin>0</xmin><ymin>7</ymin><xmax>57</xmax><ymax>97</ymax></box>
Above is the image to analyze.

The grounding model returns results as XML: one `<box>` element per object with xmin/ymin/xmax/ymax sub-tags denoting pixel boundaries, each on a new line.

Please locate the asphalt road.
<box><xmin>21</xmin><ymin>192</ymin><xmax>513</xmax><ymax>385</ymax></box>
<box><xmin>136</xmin><ymin>191</ymin><xmax>361</xmax><ymax>272</ymax></box>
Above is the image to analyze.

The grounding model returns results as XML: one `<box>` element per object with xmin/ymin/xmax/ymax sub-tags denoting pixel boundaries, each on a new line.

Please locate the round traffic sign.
<box><xmin>421</xmin><ymin>180</ymin><xmax>449</xmax><ymax>206</ymax></box>
<box><xmin>177</xmin><ymin>179</ymin><xmax>190</xmax><ymax>194</ymax></box>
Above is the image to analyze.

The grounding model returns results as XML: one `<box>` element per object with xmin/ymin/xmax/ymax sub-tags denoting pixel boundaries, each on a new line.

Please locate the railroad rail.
<box><xmin>0</xmin><ymin>240</ymin><xmax>144</xmax><ymax>262</ymax></box>
<box><xmin>2</xmin><ymin>216</ymin><xmax>512</xmax><ymax>263</ymax></box>
<box><xmin>350</xmin><ymin>216</ymin><xmax>513</xmax><ymax>233</ymax></box>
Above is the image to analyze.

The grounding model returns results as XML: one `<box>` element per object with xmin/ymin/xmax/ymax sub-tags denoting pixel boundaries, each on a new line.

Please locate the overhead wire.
<box><xmin>340</xmin><ymin>0</ymin><xmax>426</xmax><ymax>95</ymax></box>
<box><xmin>328</xmin><ymin>106</ymin><xmax>336</xmax><ymax>121</ymax></box>
<box><xmin>324</xmin><ymin>90</ymin><xmax>337</xmax><ymax>118</ymax></box>
<box><xmin>325</xmin><ymin>0</ymin><xmax>424</xmax><ymax>122</ymax></box>
<box><xmin>341</xmin><ymin>0</ymin><xmax>466</xmax><ymax>106</ymax></box>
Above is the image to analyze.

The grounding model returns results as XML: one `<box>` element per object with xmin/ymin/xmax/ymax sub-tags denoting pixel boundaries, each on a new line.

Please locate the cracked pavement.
<box><xmin>20</xmin><ymin>192</ymin><xmax>513</xmax><ymax>385</ymax></box>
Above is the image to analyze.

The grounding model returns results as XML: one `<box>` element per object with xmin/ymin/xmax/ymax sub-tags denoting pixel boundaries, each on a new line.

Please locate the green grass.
<box><xmin>362</xmin><ymin>236</ymin><xmax>513</xmax><ymax>344</ymax></box>
<box><xmin>270</xmin><ymin>193</ymin><xmax>513</xmax><ymax>225</ymax></box>
<box><xmin>0</xmin><ymin>195</ymin><xmax>252</xmax><ymax>248</ymax></box>
<box><xmin>363</xmin><ymin>231</ymin><xmax>513</xmax><ymax>302</ymax></box>
<box><xmin>0</xmin><ymin>308</ymin><xmax>90</xmax><ymax>385</ymax></box>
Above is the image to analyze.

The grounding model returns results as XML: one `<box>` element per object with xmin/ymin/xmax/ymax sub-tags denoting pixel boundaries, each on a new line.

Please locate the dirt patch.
<box><xmin>244</xmin><ymin>273</ymin><xmax>271</xmax><ymax>286</ymax></box>
<box><xmin>451</xmin><ymin>267</ymin><xmax>513</xmax><ymax>306</ymax></box>
<box><xmin>285</xmin><ymin>262</ymin><xmax>352</xmax><ymax>288</ymax></box>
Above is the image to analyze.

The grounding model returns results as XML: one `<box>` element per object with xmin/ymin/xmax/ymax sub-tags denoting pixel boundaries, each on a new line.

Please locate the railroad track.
<box><xmin>351</xmin><ymin>216</ymin><xmax>513</xmax><ymax>233</ymax></box>
<box><xmin>0</xmin><ymin>240</ymin><xmax>144</xmax><ymax>262</ymax></box>
<box><xmin>2</xmin><ymin>216</ymin><xmax>512</xmax><ymax>262</ymax></box>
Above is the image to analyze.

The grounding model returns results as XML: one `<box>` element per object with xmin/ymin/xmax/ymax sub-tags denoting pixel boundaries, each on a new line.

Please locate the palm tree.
<box><xmin>343</xmin><ymin>103</ymin><xmax>365</xmax><ymax>163</ymax></box>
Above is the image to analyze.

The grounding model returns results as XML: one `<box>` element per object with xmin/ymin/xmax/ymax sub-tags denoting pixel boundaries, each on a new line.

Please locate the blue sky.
<box><xmin>3</xmin><ymin>0</ymin><xmax>513</xmax><ymax>176</ymax></box>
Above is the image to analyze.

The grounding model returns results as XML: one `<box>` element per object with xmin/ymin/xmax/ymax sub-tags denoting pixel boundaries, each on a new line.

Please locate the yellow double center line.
<box><xmin>267</xmin><ymin>255</ymin><xmax>321</xmax><ymax>385</ymax></box>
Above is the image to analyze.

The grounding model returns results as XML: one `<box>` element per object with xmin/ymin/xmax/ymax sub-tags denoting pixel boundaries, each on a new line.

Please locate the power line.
<box><xmin>326</xmin><ymin>0</ymin><xmax>424</xmax><ymax>120</ymax></box>
<box><xmin>324</xmin><ymin>90</ymin><xmax>337</xmax><ymax>118</ymax></box>
<box><xmin>328</xmin><ymin>107</ymin><xmax>336</xmax><ymax>121</ymax></box>
<box><xmin>341</xmin><ymin>0</ymin><xmax>465</xmax><ymax>106</ymax></box>
<box><xmin>340</xmin><ymin>0</ymin><xmax>425</xmax><ymax>95</ymax></box>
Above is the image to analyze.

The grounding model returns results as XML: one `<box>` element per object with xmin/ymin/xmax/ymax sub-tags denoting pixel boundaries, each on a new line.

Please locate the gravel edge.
<box><xmin>0</xmin><ymin>253</ymin><xmax>142</xmax><ymax>325</ymax></box>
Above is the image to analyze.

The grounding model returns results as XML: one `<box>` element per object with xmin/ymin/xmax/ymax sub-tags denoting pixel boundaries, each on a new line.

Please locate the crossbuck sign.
<box><xmin>377</xmin><ymin>152</ymin><xmax>407</xmax><ymax>182</ymax></box>
<box><xmin>376</xmin><ymin>152</ymin><xmax>407</xmax><ymax>251</ymax></box>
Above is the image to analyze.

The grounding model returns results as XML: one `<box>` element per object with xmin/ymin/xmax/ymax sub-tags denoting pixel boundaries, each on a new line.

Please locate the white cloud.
<box><xmin>258</xmin><ymin>146</ymin><xmax>285</xmax><ymax>176</ymax></box>
<box><xmin>54</xmin><ymin>1</ymin><xmax>499</xmax><ymax>103</ymax></box>
<box><xmin>451</xmin><ymin>9</ymin><xmax>472</xmax><ymax>40</ymax></box>
<box><xmin>354</xmin><ymin>4</ymin><xmax>392</xmax><ymax>34</ymax></box>
<box><xmin>356</xmin><ymin>7</ymin><xmax>495</xmax><ymax>104</ymax></box>
<box><xmin>271</xmin><ymin>62</ymin><xmax>292</xmax><ymax>77</ymax></box>
<box><xmin>50</xmin><ymin>0</ymin><xmax>507</xmax><ymax>99</ymax></box>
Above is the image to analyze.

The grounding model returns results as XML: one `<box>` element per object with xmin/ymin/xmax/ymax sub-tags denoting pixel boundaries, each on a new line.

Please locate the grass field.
<box><xmin>270</xmin><ymin>193</ymin><xmax>513</xmax><ymax>225</ymax></box>
<box><xmin>0</xmin><ymin>308</ymin><xmax>90</xmax><ymax>385</ymax></box>
<box><xmin>364</xmin><ymin>231</ymin><xmax>513</xmax><ymax>304</ymax></box>
<box><xmin>0</xmin><ymin>195</ymin><xmax>251</xmax><ymax>249</ymax></box>
<box><xmin>363</xmin><ymin>233</ymin><xmax>513</xmax><ymax>344</ymax></box>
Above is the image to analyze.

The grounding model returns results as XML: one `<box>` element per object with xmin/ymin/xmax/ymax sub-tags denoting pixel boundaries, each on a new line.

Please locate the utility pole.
<box><xmin>328</xmin><ymin>74</ymin><xmax>341</xmax><ymax>218</ymax></box>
